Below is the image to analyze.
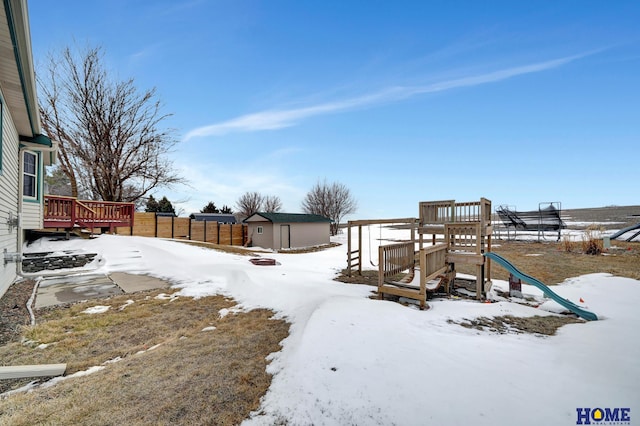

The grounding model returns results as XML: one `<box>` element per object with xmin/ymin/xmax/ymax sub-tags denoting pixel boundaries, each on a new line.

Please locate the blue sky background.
<box><xmin>29</xmin><ymin>1</ymin><xmax>639</xmax><ymax>219</ymax></box>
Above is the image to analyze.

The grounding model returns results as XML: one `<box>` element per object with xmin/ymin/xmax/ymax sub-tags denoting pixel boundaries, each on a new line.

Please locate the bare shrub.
<box><xmin>561</xmin><ymin>235</ymin><xmax>575</xmax><ymax>252</ymax></box>
<box><xmin>581</xmin><ymin>225</ymin><xmax>604</xmax><ymax>255</ymax></box>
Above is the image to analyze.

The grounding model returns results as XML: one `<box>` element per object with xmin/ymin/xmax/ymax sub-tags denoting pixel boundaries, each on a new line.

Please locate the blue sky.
<box><xmin>29</xmin><ymin>1</ymin><xmax>639</xmax><ymax>219</ymax></box>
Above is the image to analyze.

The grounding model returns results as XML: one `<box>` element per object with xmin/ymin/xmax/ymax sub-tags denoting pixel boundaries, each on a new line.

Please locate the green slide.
<box><xmin>483</xmin><ymin>252</ymin><xmax>598</xmax><ymax>321</ymax></box>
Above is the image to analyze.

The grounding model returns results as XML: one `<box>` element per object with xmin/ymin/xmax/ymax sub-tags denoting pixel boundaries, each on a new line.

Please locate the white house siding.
<box><xmin>21</xmin><ymin>200</ymin><xmax>42</xmax><ymax>229</ymax></box>
<box><xmin>0</xmin><ymin>95</ymin><xmax>20</xmax><ymax>297</ymax></box>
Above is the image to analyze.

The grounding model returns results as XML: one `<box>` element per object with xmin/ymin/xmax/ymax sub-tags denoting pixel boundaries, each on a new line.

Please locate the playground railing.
<box><xmin>419</xmin><ymin>198</ymin><xmax>491</xmax><ymax>226</ymax></box>
<box><xmin>452</xmin><ymin>198</ymin><xmax>492</xmax><ymax>228</ymax></box>
<box><xmin>445</xmin><ymin>222</ymin><xmax>483</xmax><ymax>253</ymax></box>
<box><xmin>378</xmin><ymin>241</ymin><xmax>430</xmax><ymax>309</ymax></box>
<box><xmin>419</xmin><ymin>243</ymin><xmax>448</xmax><ymax>285</ymax></box>
<box><xmin>378</xmin><ymin>241</ymin><xmax>416</xmax><ymax>288</ymax></box>
<box><xmin>419</xmin><ymin>200</ymin><xmax>455</xmax><ymax>225</ymax></box>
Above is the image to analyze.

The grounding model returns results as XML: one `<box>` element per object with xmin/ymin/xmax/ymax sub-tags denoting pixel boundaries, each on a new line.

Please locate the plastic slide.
<box><xmin>483</xmin><ymin>252</ymin><xmax>598</xmax><ymax>321</ymax></box>
<box><xmin>608</xmin><ymin>223</ymin><xmax>640</xmax><ymax>241</ymax></box>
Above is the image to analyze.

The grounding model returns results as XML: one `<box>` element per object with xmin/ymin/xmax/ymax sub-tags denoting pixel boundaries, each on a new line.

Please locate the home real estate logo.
<box><xmin>576</xmin><ymin>407</ymin><xmax>631</xmax><ymax>425</ymax></box>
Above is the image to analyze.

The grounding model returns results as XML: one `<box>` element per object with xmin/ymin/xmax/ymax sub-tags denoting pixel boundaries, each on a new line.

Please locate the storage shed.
<box><xmin>244</xmin><ymin>212</ymin><xmax>332</xmax><ymax>250</ymax></box>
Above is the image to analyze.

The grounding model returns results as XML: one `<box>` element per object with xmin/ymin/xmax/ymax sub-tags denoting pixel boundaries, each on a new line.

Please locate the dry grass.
<box><xmin>335</xmin><ymin>240</ymin><xmax>640</xmax><ymax>286</ymax></box>
<box><xmin>177</xmin><ymin>240</ymin><xmax>341</xmax><ymax>255</ymax></box>
<box><xmin>279</xmin><ymin>242</ymin><xmax>341</xmax><ymax>254</ymax></box>
<box><xmin>561</xmin><ymin>235</ymin><xmax>575</xmax><ymax>253</ymax></box>
<box><xmin>449</xmin><ymin>315</ymin><xmax>583</xmax><ymax>336</ymax></box>
<box><xmin>581</xmin><ymin>225</ymin><xmax>604</xmax><ymax>255</ymax></box>
<box><xmin>0</xmin><ymin>289</ymin><xmax>289</xmax><ymax>425</ymax></box>
<box><xmin>480</xmin><ymin>240</ymin><xmax>640</xmax><ymax>284</ymax></box>
<box><xmin>175</xmin><ymin>240</ymin><xmax>267</xmax><ymax>256</ymax></box>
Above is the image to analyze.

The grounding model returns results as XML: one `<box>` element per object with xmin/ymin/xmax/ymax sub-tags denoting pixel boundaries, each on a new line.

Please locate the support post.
<box><xmin>347</xmin><ymin>223</ymin><xmax>352</xmax><ymax>277</ymax></box>
<box><xmin>358</xmin><ymin>225</ymin><xmax>363</xmax><ymax>275</ymax></box>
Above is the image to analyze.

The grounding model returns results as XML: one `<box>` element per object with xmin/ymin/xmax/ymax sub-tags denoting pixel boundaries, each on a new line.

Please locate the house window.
<box><xmin>23</xmin><ymin>151</ymin><xmax>37</xmax><ymax>198</ymax></box>
<box><xmin>257</xmin><ymin>226</ymin><xmax>263</xmax><ymax>235</ymax></box>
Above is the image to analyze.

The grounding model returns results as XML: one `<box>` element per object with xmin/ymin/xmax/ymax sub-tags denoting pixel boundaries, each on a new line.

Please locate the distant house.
<box><xmin>189</xmin><ymin>213</ymin><xmax>237</xmax><ymax>224</ymax></box>
<box><xmin>1</xmin><ymin>0</ymin><xmax>57</xmax><ymax>297</ymax></box>
<box><xmin>244</xmin><ymin>212</ymin><xmax>332</xmax><ymax>250</ymax></box>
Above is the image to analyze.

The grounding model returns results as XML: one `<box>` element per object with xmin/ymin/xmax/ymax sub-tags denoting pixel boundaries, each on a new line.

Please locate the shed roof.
<box><xmin>189</xmin><ymin>213</ymin><xmax>237</xmax><ymax>223</ymax></box>
<box><xmin>244</xmin><ymin>212</ymin><xmax>332</xmax><ymax>223</ymax></box>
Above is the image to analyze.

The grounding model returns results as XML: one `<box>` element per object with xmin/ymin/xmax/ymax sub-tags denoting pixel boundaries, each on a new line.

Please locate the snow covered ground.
<box><xmin>23</xmin><ymin>226</ymin><xmax>640</xmax><ymax>426</ymax></box>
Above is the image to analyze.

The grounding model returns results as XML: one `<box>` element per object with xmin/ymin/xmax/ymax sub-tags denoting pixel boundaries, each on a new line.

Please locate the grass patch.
<box><xmin>336</xmin><ymin>241</ymin><xmax>640</xmax><ymax>286</ymax></box>
<box><xmin>469</xmin><ymin>241</ymin><xmax>640</xmax><ymax>284</ymax></box>
<box><xmin>581</xmin><ymin>225</ymin><xmax>604</xmax><ymax>255</ymax></box>
<box><xmin>174</xmin><ymin>239</ymin><xmax>267</xmax><ymax>256</ymax></box>
<box><xmin>0</xmin><ymin>289</ymin><xmax>289</xmax><ymax>424</ymax></box>
<box><xmin>334</xmin><ymin>269</ymin><xmax>379</xmax><ymax>286</ymax></box>
<box><xmin>449</xmin><ymin>315</ymin><xmax>583</xmax><ymax>336</ymax></box>
<box><xmin>278</xmin><ymin>242</ymin><xmax>341</xmax><ymax>254</ymax></box>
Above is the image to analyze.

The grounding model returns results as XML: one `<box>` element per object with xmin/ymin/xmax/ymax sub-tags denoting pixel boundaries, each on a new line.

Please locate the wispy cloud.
<box><xmin>172</xmin><ymin>156</ymin><xmax>305</xmax><ymax>214</ymax></box>
<box><xmin>183</xmin><ymin>52</ymin><xmax>591</xmax><ymax>141</ymax></box>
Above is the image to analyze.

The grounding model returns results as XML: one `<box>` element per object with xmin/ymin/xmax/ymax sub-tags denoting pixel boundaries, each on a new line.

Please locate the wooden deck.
<box><xmin>43</xmin><ymin>195</ymin><xmax>135</xmax><ymax>232</ymax></box>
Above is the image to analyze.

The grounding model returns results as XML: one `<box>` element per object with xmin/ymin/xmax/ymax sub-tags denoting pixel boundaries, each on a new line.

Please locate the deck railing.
<box><xmin>44</xmin><ymin>195</ymin><xmax>135</xmax><ymax>231</ymax></box>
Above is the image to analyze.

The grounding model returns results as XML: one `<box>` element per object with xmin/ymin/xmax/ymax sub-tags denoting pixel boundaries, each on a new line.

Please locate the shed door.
<box><xmin>280</xmin><ymin>225</ymin><xmax>290</xmax><ymax>249</ymax></box>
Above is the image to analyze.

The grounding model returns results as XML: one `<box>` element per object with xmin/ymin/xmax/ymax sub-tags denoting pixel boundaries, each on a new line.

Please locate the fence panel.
<box><xmin>156</xmin><ymin>217</ymin><xmax>173</xmax><ymax>238</ymax></box>
<box><xmin>191</xmin><ymin>221</ymin><xmax>205</xmax><ymax>241</ymax></box>
<box><xmin>131</xmin><ymin>212</ymin><xmax>156</xmax><ymax>237</ymax></box>
<box><xmin>173</xmin><ymin>218</ymin><xmax>190</xmax><ymax>239</ymax></box>
<box><xmin>231</xmin><ymin>224</ymin><xmax>245</xmax><ymax>246</ymax></box>
<box><xmin>116</xmin><ymin>213</ymin><xmax>247</xmax><ymax>245</ymax></box>
<box><xmin>205</xmin><ymin>222</ymin><xmax>219</xmax><ymax>243</ymax></box>
<box><xmin>219</xmin><ymin>224</ymin><xmax>232</xmax><ymax>245</ymax></box>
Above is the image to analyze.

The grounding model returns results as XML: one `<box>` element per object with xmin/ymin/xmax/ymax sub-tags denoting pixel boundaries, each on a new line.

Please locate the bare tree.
<box><xmin>235</xmin><ymin>191</ymin><xmax>264</xmax><ymax>219</ymax></box>
<box><xmin>301</xmin><ymin>180</ymin><xmax>357</xmax><ymax>235</ymax></box>
<box><xmin>38</xmin><ymin>45</ymin><xmax>183</xmax><ymax>202</ymax></box>
<box><xmin>44</xmin><ymin>165</ymin><xmax>73</xmax><ymax>197</ymax></box>
<box><xmin>263</xmin><ymin>195</ymin><xmax>283</xmax><ymax>213</ymax></box>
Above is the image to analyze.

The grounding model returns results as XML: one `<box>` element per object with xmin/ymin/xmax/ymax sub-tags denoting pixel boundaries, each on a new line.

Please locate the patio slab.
<box><xmin>34</xmin><ymin>273</ymin><xmax>172</xmax><ymax>309</ymax></box>
<box><xmin>35</xmin><ymin>274</ymin><xmax>122</xmax><ymax>309</ymax></box>
<box><xmin>108</xmin><ymin>272</ymin><xmax>171</xmax><ymax>293</ymax></box>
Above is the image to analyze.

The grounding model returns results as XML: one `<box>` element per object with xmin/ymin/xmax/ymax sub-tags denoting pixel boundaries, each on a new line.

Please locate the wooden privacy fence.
<box><xmin>116</xmin><ymin>212</ymin><xmax>247</xmax><ymax>246</ymax></box>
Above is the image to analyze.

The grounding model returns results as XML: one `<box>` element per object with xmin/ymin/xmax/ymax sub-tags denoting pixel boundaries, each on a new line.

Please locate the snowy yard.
<box><xmin>21</xmin><ymin>227</ymin><xmax>640</xmax><ymax>426</ymax></box>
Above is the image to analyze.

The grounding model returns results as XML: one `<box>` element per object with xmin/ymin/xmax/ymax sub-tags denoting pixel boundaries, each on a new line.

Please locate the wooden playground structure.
<box><xmin>346</xmin><ymin>198</ymin><xmax>493</xmax><ymax>309</ymax></box>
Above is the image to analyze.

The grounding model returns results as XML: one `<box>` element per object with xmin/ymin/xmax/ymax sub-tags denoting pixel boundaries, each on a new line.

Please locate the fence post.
<box><xmin>217</xmin><ymin>222</ymin><xmax>220</xmax><ymax>244</ymax></box>
<box><xmin>204</xmin><ymin>220</ymin><xmax>207</xmax><ymax>243</ymax></box>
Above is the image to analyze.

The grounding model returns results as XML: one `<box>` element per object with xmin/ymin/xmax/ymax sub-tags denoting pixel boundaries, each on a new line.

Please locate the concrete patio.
<box><xmin>35</xmin><ymin>272</ymin><xmax>172</xmax><ymax>309</ymax></box>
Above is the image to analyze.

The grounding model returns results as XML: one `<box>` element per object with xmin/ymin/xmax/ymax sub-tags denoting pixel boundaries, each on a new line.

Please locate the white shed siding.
<box><xmin>247</xmin><ymin>222</ymin><xmax>275</xmax><ymax>249</ymax></box>
<box><xmin>246</xmin><ymin>220</ymin><xmax>330</xmax><ymax>250</ymax></box>
<box><xmin>289</xmin><ymin>222</ymin><xmax>330</xmax><ymax>248</ymax></box>
<box><xmin>0</xmin><ymin>95</ymin><xmax>20</xmax><ymax>296</ymax></box>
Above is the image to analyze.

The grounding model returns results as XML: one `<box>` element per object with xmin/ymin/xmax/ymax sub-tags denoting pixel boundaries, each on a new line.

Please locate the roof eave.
<box><xmin>5</xmin><ymin>0</ymin><xmax>41</xmax><ymax>136</ymax></box>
